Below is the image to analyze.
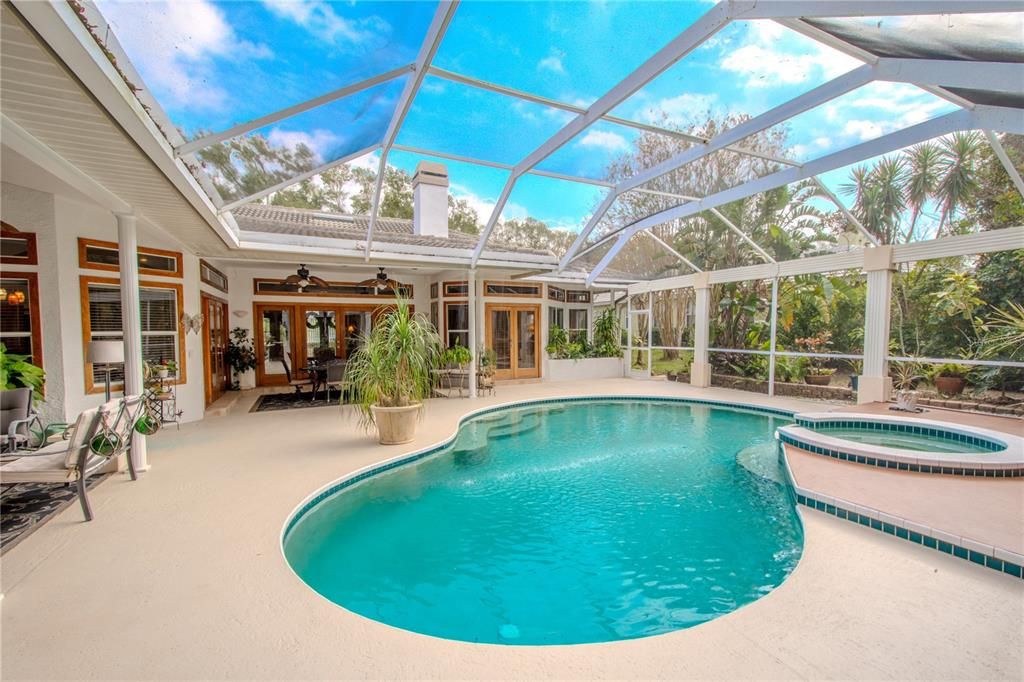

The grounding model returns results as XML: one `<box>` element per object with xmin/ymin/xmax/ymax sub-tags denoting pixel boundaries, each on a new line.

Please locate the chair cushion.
<box><xmin>1</xmin><ymin>450</ymin><xmax>69</xmax><ymax>473</ymax></box>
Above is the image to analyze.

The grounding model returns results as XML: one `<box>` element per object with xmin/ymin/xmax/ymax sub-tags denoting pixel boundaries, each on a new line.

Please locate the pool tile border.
<box><xmin>794</xmin><ymin>417</ymin><xmax>1006</xmax><ymax>452</ymax></box>
<box><xmin>778</xmin><ymin>444</ymin><xmax>1024</xmax><ymax>581</ymax></box>
<box><xmin>777</xmin><ymin>430</ymin><xmax>1022</xmax><ymax>477</ymax></box>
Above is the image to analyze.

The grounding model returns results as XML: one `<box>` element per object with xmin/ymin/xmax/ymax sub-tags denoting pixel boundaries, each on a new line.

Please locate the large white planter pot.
<box><xmin>546</xmin><ymin>357</ymin><xmax>624</xmax><ymax>382</ymax></box>
<box><xmin>371</xmin><ymin>403</ymin><xmax>422</xmax><ymax>445</ymax></box>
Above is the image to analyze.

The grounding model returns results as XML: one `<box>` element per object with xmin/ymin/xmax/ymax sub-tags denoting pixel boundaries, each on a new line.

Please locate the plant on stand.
<box><xmin>0</xmin><ymin>342</ymin><xmax>45</xmax><ymax>403</ymax></box>
<box><xmin>346</xmin><ymin>297</ymin><xmax>442</xmax><ymax>445</ymax></box>
<box><xmin>441</xmin><ymin>341</ymin><xmax>473</xmax><ymax>391</ymax></box>
<box><xmin>225</xmin><ymin>327</ymin><xmax>257</xmax><ymax>390</ymax></box>
<box><xmin>795</xmin><ymin>331</ymin><xmax>835</xmax><ymax>386</ymax></box>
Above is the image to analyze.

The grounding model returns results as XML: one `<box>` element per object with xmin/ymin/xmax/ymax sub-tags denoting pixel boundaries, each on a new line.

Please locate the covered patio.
<box><xmin>1</xmin><ymin>0</ymin><xmax>1023</xmax><ymax>679</ymax></box>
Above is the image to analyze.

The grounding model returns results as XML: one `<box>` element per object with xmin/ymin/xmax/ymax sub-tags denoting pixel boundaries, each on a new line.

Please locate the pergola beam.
<box><xmin>470</xmin><ymin>1</ymin><xmax>735</xmax><ymax>266</ymax></box>
<box><xmin>811</xmin><ymin>177</ymin><xmax>879</xmax><ymax>246</ymax></box>
<box><xmin>642</xmin><ymin>230</ymin><xmax>702</xmax><ymax>272</ymax></box>
<box><xmin>984</xmin><ymin>130</ymin><xmax>1024</xmax><ymax>200</ymax></box>
<box><xmin>175</xmin><ymin>65</ymin><xmax>413</xmax><ymax>156</ymax></box>
<box><xmin>709</xmin><ymin>208</ymin><xmax>775</xmax><ymax>263</ymax></box>
<box><xmin>743</xmin><ymin>1</ymin><xmax>1020</xmax><ymax>19</ymax></box>
<box><xmin>875</xmin><ymin>59</ymin><xmax>1024</xmax><ymax>95</ymax></box>
<box><xmin>581</xmin><ymin>108</ymin><xmax>973</xmax><ymax>282</ymax></box>
<box><xmin>364</xmin><ymin>1</ymin><xmax>458</xmax><ymax>260</ymax></box>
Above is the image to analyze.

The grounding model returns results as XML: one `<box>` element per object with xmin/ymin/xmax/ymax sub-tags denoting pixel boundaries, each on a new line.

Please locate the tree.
<box><xmin>449</xmin><ymin>195</ymin><xmax>481</xmax><ymax>235</ymax></box>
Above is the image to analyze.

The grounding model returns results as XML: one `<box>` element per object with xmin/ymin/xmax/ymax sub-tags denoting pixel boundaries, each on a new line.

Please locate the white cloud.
<box><xmin>638</xmin><ymin>92</ymin><xmax>718</xmax><ymax>125</ymax></box>
<box><xmin>578</xmin><ymin>130</ymin><xmax>629</xmax><ymax>152</ymax></box>
<box><xmin>266</xmin><ymin>128</ymin><xmax>343</xmax><ymax>161</ymax></box>
<box><xmin>96</xmin><ymin>0</ymin><xmax>271</xmax><ymax>112</ymax></box>
<box><xmin>449</xmin><ymin>182</ymin><xmax>527</xmax><ymax>223</ymax></box>
<box><xmin>843</xmin><ymin>120</ymin><xmax>884</xmax><ymax>141</ymax></box>
<box><xmin>261</xmin><ymin>0</ymin><xmax>390</xmax><ymax>47</ymax></box>
<box><xmin>720</xmin><ymin>20</ymin><xmax>859</xmax><ymax>89</ymax></box>
<box><xmin>538</xmin><ymin>48</ymin><xmax>567</xmax><ymax>75</ymax></box>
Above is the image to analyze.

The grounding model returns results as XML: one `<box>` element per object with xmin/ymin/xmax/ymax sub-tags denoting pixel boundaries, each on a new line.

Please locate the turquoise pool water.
<box><xmin>283</xmin><ymin>399</ymin><xmax>803</xmax><ymax>645</ymax></box>
<box><xmin>813</xmin><ymin>426</ymin><xmax>999</xmax><ymax>454</ymax></box>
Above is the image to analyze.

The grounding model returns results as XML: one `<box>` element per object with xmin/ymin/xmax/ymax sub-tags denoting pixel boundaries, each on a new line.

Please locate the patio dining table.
<box><xmin>301</xmin><ymin>360</ymin><xmax>345</xmax><ymax>401</ymax></box>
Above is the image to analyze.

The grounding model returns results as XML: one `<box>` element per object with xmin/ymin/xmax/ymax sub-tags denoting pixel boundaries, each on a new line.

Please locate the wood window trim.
<box><xmin>199</xmin><ymin>259</ymin><xmax>229</xmax><ymax>293</ymax></box>
<box><xmin>442</xmin><ymin>280</ymin><xmax>469</xmax><ymax>299</ymax></box>
<box><xmin>0</xmin><ymin>270</ymin><xmax>44</xmax><ymax>374</ymax></box>
<box><xmin>430</xmin><ymin>282</ymin><xmax>438</xmax><ymax>299</ymax></box>
<box><xmin>483</xmin><ymin>280</ymin><xmax>542</xmax><ymax>298</ymax></box>
<box><xmin>201</xmin><ymin>292</ymin><xmax>230</xmax><ymax>406</ymax></box>
<box><xmin>566</xmin><ymin>290</ymin><xmax>592</xmax><ymax>303</ymax></box>
<box><xmin>1</xmin><ymin>222</ymin><xmax>39</xmax><ymax>266</ymax></box>
<box><xmin>252</xmin><ymin>278</ymin><xmax>414</xmax><ymax>298</ymax></box>
<box><xmin>443</xmin><ymin>300</ymin><xmax>469</xmax><ymax>346</ymax></box>
<box><xmin>80</xmin><ymin>275</ymin><xmax>187</xmax><ymax>394</ymax></box>
<box><xmin>78</xmin><ymin>238</ymin><xmax>184</xmax><ymax>278</ymax></box>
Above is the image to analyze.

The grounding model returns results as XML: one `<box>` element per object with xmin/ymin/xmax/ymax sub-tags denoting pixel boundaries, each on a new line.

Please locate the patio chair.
<box><xmin>0</xmin><ymin>407</ymin><xmax>105</xmax><ymax>521</ymax></box>
<box><xmin>281</xmin><ymin>349</ymin><xmax>311</xmax><ymax>397</ymax></box>
<box><xmin>324</xmin><ymin>361</ymin><xmax>349</xmax><ymax>402</ymax></box>
<box><xmin>1</xmin><ymin>387</ymin><xmax>35</xmax><ymax>453</ymax></box>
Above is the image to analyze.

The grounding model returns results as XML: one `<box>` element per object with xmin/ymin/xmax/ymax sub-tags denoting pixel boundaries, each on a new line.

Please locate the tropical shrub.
<box><xmin>225</xmin><ymin>327</ymin><xmax>257</xmax><ymax>390</ymax></box>
<box><xmin>0</xmin><ymin>343</ymin><xmax>45</xmax><ymax>402</ymax></box>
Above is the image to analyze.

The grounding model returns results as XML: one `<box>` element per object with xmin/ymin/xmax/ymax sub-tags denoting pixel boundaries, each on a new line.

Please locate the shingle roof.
<box><xmin>233</xmin><ymin>205</ymin><xmax>553</xmax><ymax>257</ymax></box>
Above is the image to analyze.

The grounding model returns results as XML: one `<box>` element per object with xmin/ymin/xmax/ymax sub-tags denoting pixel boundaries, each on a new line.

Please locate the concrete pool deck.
<box><xmin>2</xmin><ymin>379</ymin><xmax>1022</xmax><ymax>680</ymax></box>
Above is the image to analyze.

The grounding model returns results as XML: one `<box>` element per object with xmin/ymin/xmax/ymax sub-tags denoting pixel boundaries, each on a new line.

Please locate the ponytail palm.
<box><xmin>345</xmin><ymin>297</ymin><xmax>442</xmax><ymax>429</ymax></box>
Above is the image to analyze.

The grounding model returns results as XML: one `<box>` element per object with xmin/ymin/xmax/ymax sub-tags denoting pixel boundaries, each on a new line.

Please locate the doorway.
<box><xmin>202</xmin><ymin>293</ymin><xmax>229</xmax><ymax>406</ymax></box>
<box><xmin>485</xmin><ymin>304</ymin><xmax>540</xmax><ymax>380</ymax></box>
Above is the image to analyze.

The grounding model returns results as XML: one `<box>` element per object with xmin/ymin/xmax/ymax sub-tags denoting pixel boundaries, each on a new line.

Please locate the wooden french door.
<box><xmin>486</xmin><ymin>304</ymin><xmax>540</xmax><ymax>380</ymax></box>
<box><xmin>202</xmin><ymin>293</ymin><xmax>229</xmax><ymax>406</ymax></box>
<box><xmin>254</xmin><ymin>303</ymin><xmax>297</xmax><ymax>386</ymax></box>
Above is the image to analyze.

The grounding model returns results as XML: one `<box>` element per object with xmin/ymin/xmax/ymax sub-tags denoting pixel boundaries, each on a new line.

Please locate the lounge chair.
<box><xmin>1</xmin><ymin>387</ymin><xmax>34</xmax><ymax>453</ymax></box>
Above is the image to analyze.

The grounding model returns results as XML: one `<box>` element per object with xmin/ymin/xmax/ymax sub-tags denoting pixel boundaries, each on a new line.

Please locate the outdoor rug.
<box><xmin>250</xmin><ymin>390</ymin><xmax>346</xmax><ymax>412</ymax></box>
<box><xmin>1</xmin><ymin>473</ymin><xmax>108</xmax><ymax>554</ymax></box>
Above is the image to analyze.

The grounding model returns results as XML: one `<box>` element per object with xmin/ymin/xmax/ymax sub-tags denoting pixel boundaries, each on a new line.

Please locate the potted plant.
<box><xmin>795</xmin><ymin>331</ymin><xmax>834</xmax><ymax>386</ymax></box>
<box><xmin>441</xmin><ymin>341</ymin><xmax>473</xmax><ymax>389</ymax></box>
<box><xmin>932</xmin><ymin>363</ymin><xmax>971</xmax><ymax>396</ymax></box>
<box><xmin>225</xmin><ymin>327</ymin><xmax>257</xmax><ymax>390</ymax></box>
<box><xmin>345</xmin><ymin>297</ymin><xmax>441</xmax><ymax>445</ymax></box>
<box><xmin>891</xmin><ymin>361</ymin><xmax>924</xmax><ymax>411</ymax></box>
<box><xmin>0</xmin><ymin>342</ymin><xmax>45</xmax><ymax>403</ymax></box>
<box><xmin>478</xmin><ymin>346</ymin><xmax>496</xmax><ymax>391</ymax></box>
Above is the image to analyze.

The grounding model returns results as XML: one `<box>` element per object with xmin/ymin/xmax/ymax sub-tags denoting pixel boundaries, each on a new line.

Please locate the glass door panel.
<box><xmin>304</xmin><ymin>309</ymin><xmax>338</xmax><ymax>364</ymax></box>
<box><xmin>491</xmin><ymin>309</ymin><xmax>512</xmax><ymax>372</ymax></box>
<box><xmin>517</xmin><ymin>309</ymin><xmax>537</xmax><ymax>370</ymax></box>
<box><xmin>343</xmin><ymin>311</ymin><xmax>372</xmax><ymax>358</ymax></box>
<box><xmin>258</xmin><ymin>306</ymin><xmax>293</xmax><ymax>385</ymax></box>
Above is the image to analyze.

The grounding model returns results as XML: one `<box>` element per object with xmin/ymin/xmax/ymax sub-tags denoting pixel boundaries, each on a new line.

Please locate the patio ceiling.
<box><xmin>8</xmin><ymin>1</ymin><xmax>1023</xmax><ymax>279</ymax></box>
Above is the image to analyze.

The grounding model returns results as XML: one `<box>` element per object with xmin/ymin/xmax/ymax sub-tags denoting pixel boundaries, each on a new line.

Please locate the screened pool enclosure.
<box><xmin>65</xmin><ymin>1</ymin><xmax>1024</xmax><ymax>402</ymax></box>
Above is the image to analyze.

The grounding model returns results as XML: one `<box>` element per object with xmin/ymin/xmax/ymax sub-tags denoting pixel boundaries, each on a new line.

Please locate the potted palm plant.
<box><xmin>345</xmin><ymin>297</ymin><xmax>442</xmax><ymax>445</ymax></box>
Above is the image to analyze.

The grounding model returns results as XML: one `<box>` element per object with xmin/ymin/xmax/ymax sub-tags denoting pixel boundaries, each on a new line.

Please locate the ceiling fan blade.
<box><xmin>308</xmin><ymin>276</ymin><xmax>329</xmax><ymax>288</ymax></box>
<box><xmin>356</xmin><ymin>278</ymin><xmax>378</xmax><ymax>287</ymax></box>
<box><xmin>284</xmin><ymin>274</ymin><xmax>301</xmax><ymax>284</ymax></box>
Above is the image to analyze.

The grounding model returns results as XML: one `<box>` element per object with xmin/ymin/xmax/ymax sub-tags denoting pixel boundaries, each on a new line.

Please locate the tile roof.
<box><xmin>233</xmin><ymin>205</ymin><xmax>553</xmax><ymax>257</ymax></box>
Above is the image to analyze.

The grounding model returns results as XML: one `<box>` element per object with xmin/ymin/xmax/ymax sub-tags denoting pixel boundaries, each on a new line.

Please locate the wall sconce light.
<box><xmin>6</xmin><ymin>291</ymin><xmax>25</xmax><ymax>305</ymax></box>
<box><xmin>181</xmin><ymin>312</ymin><xmax>204</xmax><ymax>335</ymax></box>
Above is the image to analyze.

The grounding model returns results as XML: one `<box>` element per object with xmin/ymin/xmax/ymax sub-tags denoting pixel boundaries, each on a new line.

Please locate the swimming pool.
<box><xmin>810</xmin><ymin>424</ymin><xmax>999</xmax><ymax>454</ymax></box>
<box><xmin>283</xmin><ymin>398</ymin><xmax>803</xmax><ymax>645</ymax></box>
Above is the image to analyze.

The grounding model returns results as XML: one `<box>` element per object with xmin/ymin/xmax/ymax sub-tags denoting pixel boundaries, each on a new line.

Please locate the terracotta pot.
<box><xmin>805</xmin><ymin>374</ymin><xmax>832</xmax><ymax>386</ymax></box>
<box><xmin>371</xmin><ymin>403</ymin><xmax>421</xmax><ymax>445</ymax></box>
<box><xmin>934</xmin><ymin>375</ymin><xmax>966</xmax><ymax>396</ymax></box>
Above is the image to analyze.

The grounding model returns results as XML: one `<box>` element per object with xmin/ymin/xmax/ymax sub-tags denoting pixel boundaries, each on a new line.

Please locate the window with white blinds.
<box><xmin>85</xmin><ymin>282</ymin><xmax>180</xmax><ymax>387</ymax></box>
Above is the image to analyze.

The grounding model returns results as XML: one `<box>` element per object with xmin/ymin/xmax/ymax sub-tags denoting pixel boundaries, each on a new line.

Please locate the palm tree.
<box><xmin>935</xmin><ymin>131</ymin><xmax>983</xmax><ymax>234</ymax></box>
<box><xmin>841</xmin><ymin>158</ymin><xmax>908</xmax><ymax>244</ymax></box>
<box><xmin>904</xmin><ymin>141</ymin><xmax>942</xmax><ymax>242</ymax></box>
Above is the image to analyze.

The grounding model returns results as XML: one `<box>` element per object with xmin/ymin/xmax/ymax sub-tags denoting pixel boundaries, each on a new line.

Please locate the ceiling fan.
<box><xmin>358</xmin><ymin>267</ymin><xmax>401</xmax><ymax>292</ymax></box>
<box><xmin>284</xmin><ymin>264</ymin><xmax>328</xmax><ymax>292</ymax></box>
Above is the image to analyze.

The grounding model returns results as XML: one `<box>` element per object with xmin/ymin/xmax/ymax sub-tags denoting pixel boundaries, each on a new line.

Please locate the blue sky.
<box><xmin>96</xmin><ymin>0</ymin><xmax>957</xmax><ymax>232</ymax></box>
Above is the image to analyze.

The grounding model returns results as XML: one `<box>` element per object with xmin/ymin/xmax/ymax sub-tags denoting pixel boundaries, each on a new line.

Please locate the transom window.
<box><xmin>81</xmin><ymin>276</ymin><xmax>184</xmax><ymax>392</ymax></box>
<box><xmin>567</xmin><ymin>290</ymin><xmax>591</xmax><ymax>304</ymax></box>
<box><xmin>78</xmin><ymin>238</ymin><xmax>183</xmax><ymax>278</ymax></box>
<box><xmin>253</xmin><ymin>278</ymin><xmax>412</xmax><ymax>298</ymax></box>
<box><xmin>548</xmin><ymin>286</ymin><xmax>566</xmax><ymax>303</ymax></box>
<box><xmin>484</xmin><ymin>281</ymin><xmax>541</xmax><ymax>297</ymax></box>
<box><xmin>443</xmin><ymin>281</ymin><xmax>469</xmax><ymax>298</ymax></box>
<box><xmin>0</xmin><ymin>222</ymin><xmax>38</xmax><ymax>265</ymax></box>
<box><xmin>199</xmin><ymin>259</ymin><xmax>229</xmax><ymax>293</ymax></box>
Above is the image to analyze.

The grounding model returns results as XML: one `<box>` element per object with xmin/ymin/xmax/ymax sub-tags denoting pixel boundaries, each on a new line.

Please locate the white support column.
<box><xmin>468</xmin><ymin>269</ymin><xmax>478</xmax><ymax>399</ymax></box>
<box><xmin>626</xmin><ymin>294</ymin><xmax>633</xmax><ymax>376</ymax></box>
<box><xmin>115</xmin><ymin>212</ymin><xmax>149</xmax><ymax>471</ymax></box>
<box><xmin>859</xmin><ymin>246</ymin><xmax>895</xmax><ymax>404</ymax></box>
<box><xmin>690</xmin><ymin>272</ymin><xmax>712</xmax><ymax>388</ymax></box>
<box><xmin>768</xmin><ymin>277</ymin><xmax>779</xmax><ymax>397</ymax></box>
<box><xmin>646</xmin><ymin>291</ymin><xmax>653</xmax><ymax>376</ymax></box>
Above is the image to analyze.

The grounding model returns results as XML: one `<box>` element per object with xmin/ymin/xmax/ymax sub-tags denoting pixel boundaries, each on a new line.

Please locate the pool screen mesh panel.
<box><xmin>84</xmin><ymin>1</ymin><xmax>1024</xmax><ymax>278</ymax></box>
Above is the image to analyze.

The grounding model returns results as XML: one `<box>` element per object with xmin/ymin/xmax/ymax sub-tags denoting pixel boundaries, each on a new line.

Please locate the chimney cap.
<box><xmin>412</xmin><ymin>160</ymin><xmax>449</xmax><ymax>188</ymax></box>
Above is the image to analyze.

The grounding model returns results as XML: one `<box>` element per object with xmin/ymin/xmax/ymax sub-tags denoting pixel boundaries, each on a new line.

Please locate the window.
<box><xmin>0</xmin><ymin>273</ymin><xmax>42</xmax><ymax>367</ymax></box>
<box><xmin>253</xmin><ymin>279</ymin><xmax>413</xmax><ymax>298</ymax></box>
<box><xmin>199</xmin><ymin>259</ymin><xmax>228</xmax><ymax>293</ymax></box>
<box><xmin>484</xmin><ymin>281</ymin><xmax>541</xmax><ymax>297</ymax></box>
<box><xmin>443</xmin><ymin>281</ymin><xmax>468</xmax><ymax>297</ymax></box>
<box><xmin>548</xmin><ymin>306</ymin><xmax>564</xmax><ymax>330</ymax></box>
<box><xmin>80</xmin><ymin>276</ymin><xmax>185</xmax><ymax>393</ymax></box>
<box><xmin>567</xmin><ymin>290</ymin><xmax>591</xmax><ymax>303</ymax></box>
<box><xmin>1</xmin><ymin>222</ymin><xmax>38</xmax><ymax>265</ymax></box>
<box><xmin>78</xmin><ymin>238</ymin><xmax>183</xmax><ymax>278</ymax></box>
<box><xmin>445</xmin><ymin>302</ymin><xmax>469</xmax><ymax>348</ymax></box>
<box><xmin>568</xmin><ymin>309</ymin><xmax>588</xmax><ymax>343</ymax></box>
<box><xmin>547</xmin><ymin>286</ymin><xmax>566</xmax><ymax>302</ymax></box>
<box><xmin>430</xmin><ymin>282</ymin><xmax>438</xmax><ymax>299</ymax></box>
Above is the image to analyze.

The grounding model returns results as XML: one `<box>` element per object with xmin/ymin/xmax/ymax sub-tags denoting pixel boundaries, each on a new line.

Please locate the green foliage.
<box><xmin>546</xmin><ymin>325</ymin><xmax>587</xmax><ymax>360</ymax></box>
<box><xmin>225</xmin><ymin>327</ymin><xmax>257</xmax><ymax>389</ymax></box>
<box><xmin>591</xmin><ymin>308</ymin><xmax>622</xmax><ymax>358</ymax></box>
<box><xmin>930</xmin><ymin>363</ymin><xmax>971</xmax><ymax>379</ymax></box>
<box><xmin>345</xmin><ymin>297</ymin><xmax>442</xmax><ymax>429</ymax></box>
<box><xmin>477</xmin><ymin>346</ymin><xmax>497</xmax><ymax>377</ymax></box>
<box><xmin>0</xmin><ymin>343</ymin><xmax>45</xmax><ymax>403</ymax></box>
<box><xmin>441</xmin><ymin>341</ymin><xmax>472</xmax><ymax>367</ymax></box>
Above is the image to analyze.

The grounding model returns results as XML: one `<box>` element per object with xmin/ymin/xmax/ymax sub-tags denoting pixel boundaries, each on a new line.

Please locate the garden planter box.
<box><xmin>546</xmin><ymin>357</ymin><xmax>623</xmax><ymax>382</ymax></box>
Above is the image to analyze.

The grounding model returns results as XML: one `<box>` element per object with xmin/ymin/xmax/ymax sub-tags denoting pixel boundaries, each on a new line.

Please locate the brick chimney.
<box><xmin>412</xmin><ymin>160</ymin><xmax>449</xmax><ymax>238</ymax></box>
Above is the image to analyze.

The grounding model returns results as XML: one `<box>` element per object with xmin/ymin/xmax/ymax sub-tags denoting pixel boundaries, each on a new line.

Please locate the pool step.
<box><xmin>736</xmin><ymin>443</ymin><xmax>785</xmax><ymax>484</ymax></box>
<box><xmin>487</xmin><ymin>412</ymin><xmax>542</xmax><ymax>440</ymax></box>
